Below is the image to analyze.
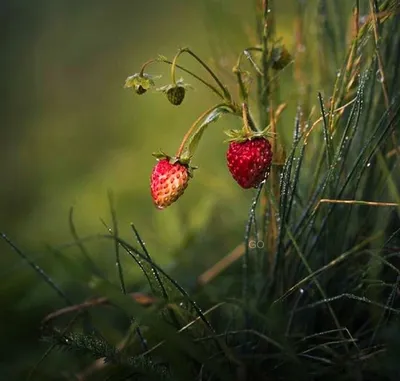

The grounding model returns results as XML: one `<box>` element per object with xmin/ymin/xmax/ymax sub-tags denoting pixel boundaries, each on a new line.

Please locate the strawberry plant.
<box><xmin>2</xmin><ymin>1</ymin><xmax>400</xmax><ymax>380</ymax></box>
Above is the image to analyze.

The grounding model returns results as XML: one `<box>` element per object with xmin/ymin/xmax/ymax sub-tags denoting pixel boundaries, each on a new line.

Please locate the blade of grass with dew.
<box><xmin>275</xmin><ymin>231</ymin><xmax>382</xmax><ymax>303</ymax></box>
<box><xmin>285</xmin><ymin>226</ymin><xmax>349</xmax><ymax>353</ymax></box>
<box><xmin>294</xmin><ymin>74</ymin><xmax>366</xmax><ymax>260</ymax></box>
<box><xmin>102</xmin><ymin>223</ymin><xmax>182</xmax><ymax>330</ymax></box>
<box><xmin>94</xmin><ymin>279</ymin><xmax>235</xmax><ymax>381</ymax></box>
<box><xmin>103</xmin><ymin>235</ymin><xmax>241</xmax><ymax>366</ymax></box>
<box><xmin>130</xmin><ymin>223</ymin><xmax>169</xmax><ymax>302</ymax></box>
<box><xmin>104</xmin><ymin>194</ymin><xmax>149</xmax><ymax>352</ymax></box>
<box><xmin>69</xmin><ymin>207</ymin><xmax>103</xmax><ymax>278</ymax></box>
<box><xmin>275</xmin><ymin>108</ymin><xmax>303</xmax><ymax>252</ymax></box>
<box><xmin>242</xmin><ymin>180</ymin><xmax>265</xmax><ymax>345</ymax></box>
<box><xmin>270</xmin><ymin>108</ymin><xmax>307</xmax><ymax>289</ymax></box>
<box><xmin>302</xmin><ymin>91</ymin><xmax>400</xmax><ymax>262</ymax></box>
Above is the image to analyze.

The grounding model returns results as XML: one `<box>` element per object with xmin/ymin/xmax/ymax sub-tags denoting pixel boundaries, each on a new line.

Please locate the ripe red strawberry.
<box><xmin>226</xmin><ymin>137</ymin><xmax>273</xmax><ymax>189</ymax></box>
<box><xmin>150</xmin><ymin>158</ymin><xmax>190</xmax><ymax>209</ymax></box>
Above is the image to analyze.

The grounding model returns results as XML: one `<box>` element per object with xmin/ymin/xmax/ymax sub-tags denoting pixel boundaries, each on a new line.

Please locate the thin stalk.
<box><xmin>170</xmin><ymin>50</ymin><xmax>181</xmax><ymax>85</ymax></box>
<box><xmin>140</xmin><ymin>57</ymin><xmax>225</xmax><ymax>100</ymax></box>
<box><xmin>130</xmin><ymin>223</ymin><xmax>169</xmax><ymax>301</ymax></box>
<box><xmin>103</xmin><ymin>235</ymin><xmax>242</xmax><ymax>366</ymax></box>
<box><xmin>237</xmin><ymin>47</ymin><xmax>263</xmax><ymax>76</ymax></box>
<box><xmin>178</xmin><ymin>47</ymin><xmax>232</xmax><ymax>102</ymax></box>
<box><xmin>233</xmin><ymin>66</ymin><xmax>249</xmax><ymax>104</ymax></box>
<box><xmin>241</xmin><ymin>103</ymin><xmax>257</xmax><ymax>134</ymax></box>
<box><xmin>100</xmin><ymin>216</ymin><xmax>148</xmax><ymax>350</ymax></box>
<box><xmin>259</xmin><ymin>1</ymin><xmax>280</xmax><ymax>259</ymax></box>
<box><xmin>1</xmin><ymin>233</ymin><xmax>72</xmax><ymax>305</ymax></box>
<box><xmin>108</xmin><ymin>191</ymin><xmax>126</xmax><ymax>295</ymax></box>
<box><xmin>260</xmin><ymin>0</ymin><xmax>270</xmax><ymax>130</ymax></box>
<box><xmin>243</xmin><ymin>181</ymin><xmax>265</xmax><ymax>337</ymax></box>
<box><xmin>176</xmin><ymin>103</ymin><xmax>232</xmax><ymax>157</ymax></box>
<box><xmin>369</xmin><ymin>0</ymin><xmax>400</xmax><ymax>158</ymax></box>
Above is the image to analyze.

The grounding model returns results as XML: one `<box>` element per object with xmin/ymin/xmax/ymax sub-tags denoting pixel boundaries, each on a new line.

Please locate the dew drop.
<box><xmin>367</xmin><ymin>162</ymin><xmax>371</xmax><ymax>167</ymax></box>
<box><xmin>359</xmin><ymin>15</ymin><xmax>368</xmax><ymax>27</ymax></box>
<box><xmin>376</xmin><ymin>70</ymin><xmax>384</xmax><ymax>83</ymax></box>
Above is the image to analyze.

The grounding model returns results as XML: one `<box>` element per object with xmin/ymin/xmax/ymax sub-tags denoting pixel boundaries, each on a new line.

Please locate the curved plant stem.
<box><xmin>176</xmin><ymin>103</ymin><xmax>230</xmax><ymax>158</ymax></box>
<box><xmin>237</xmin><ymin>47</ymin><xmax>264</xmax><ymax>75</ymax></box>
<box><xmin>170</xmin><ymin>50</ymin><xmax>181</xmax><ymax>85</ymax></box>
<box><xmin>178</xmin><ymin>47</ymin><xmax>232</xmax><ymax>102</ymax></box>
<box><xmin>139</xmin><ymin>58</ymin><xmax>157</xmax><ymax>76</ymax></box>
<box><xmin>140</xmin><ymin>56</ymin><xmax>225</xmax><ymax>100</ymax></box>
<box><xmin>165</xmin><ymin>59</ymin><xmax>224</xmax><ymax>99</ymax></box>
<box><xmin>242</xmin><ymin>103</ymin><xmax>255</xmax><ymax>134</ymax></box>
<box><xmin>233</xmin><ymin>66</ymin><xmax>249</xmax><ymax>104</ymax></box>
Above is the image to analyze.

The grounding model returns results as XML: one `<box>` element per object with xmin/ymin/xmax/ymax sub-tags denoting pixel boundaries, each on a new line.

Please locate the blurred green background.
<box><xmin>0</xmin><ymin>0</ymin><xmax>352</xmax><ymax>377</ymax></box>
<box><xmin>0</xmin><ymin>0</ymin><xmax>298</xmax><ymax>276</ymax></box>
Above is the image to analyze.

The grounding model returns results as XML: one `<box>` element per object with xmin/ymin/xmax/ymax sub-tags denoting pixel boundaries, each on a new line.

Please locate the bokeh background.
<box><xmin>0</xmin><ymin>0</ymin><xmax>354</xmax><ymax>378</ymax></box>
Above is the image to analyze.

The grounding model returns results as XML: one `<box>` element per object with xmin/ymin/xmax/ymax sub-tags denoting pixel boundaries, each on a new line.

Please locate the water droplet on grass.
<box><xmin>376</xmin><ymin>70</ymin><xmax>384</xmax><ymax>83</ymax></box>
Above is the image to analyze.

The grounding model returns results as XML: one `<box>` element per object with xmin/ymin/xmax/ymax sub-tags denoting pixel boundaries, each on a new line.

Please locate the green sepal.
<box><xmin>152</xmin><ymin>150</ymin><xmax>197</xmax><ymax>178</ymax></box>
<box><xmin>223</xmin><ymin>125</ymin><xmax>275</xmax><ymax>143</ymax></box>
<box><xmin>186</xmin><ymin>165</ymin><xmax>198</xmax><ymax>178</ymax></box>
<box><xmin>156</xmin><ymin>78</ymin><xmax>193</xmax><ymax>93</ymax></box>
<box><xmin>124</xmin><ymin>73</ymin><xmax>161</xmax><ymax>93</ymax></box>
<box><xmin>152</xmin><ymin>150</ymin><xmax>170</xmax><ymax>160</ymax></box>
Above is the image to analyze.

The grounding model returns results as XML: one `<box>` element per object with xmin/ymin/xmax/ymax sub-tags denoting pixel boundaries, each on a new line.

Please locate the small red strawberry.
<box><xmin>150</xmin><ymin>155</ymin><xmax>193</xmax><ymax>209</ymax></box>
<box><xmin>226</xmin><ymin>137</ymin><xmax>273</xmax><ymax>189</ymax></box>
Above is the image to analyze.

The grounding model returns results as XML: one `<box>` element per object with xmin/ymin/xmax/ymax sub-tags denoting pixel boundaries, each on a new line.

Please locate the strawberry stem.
<box><xmin>233</xmin><ymin>65</ymin><xmax>249</xmax><ymax>104</ymax></box>
<box><xmin>176</xmin><ymin>103</ymin><xmax>231</xmax><ymax>158</ymax></box>
<box><xmin>241</xmin><ymin>103</ymin><xmax>258</xmax><ymax>134</ymax></box>
<box><xmin>176</xmin><ymin>47</ymin><xmax>232</xmax><ymax>102</ymax></box>
<box><xmin>139</xmin><ymin>59</ymin><xmax>157</xmax><ymax>76</ymax></box>
<box><xmin>260</xmin><ymin>0</ymin><xmax>271</xmax><ymax>130</ymax></box>
<box><xmin>151</xmin><ymin>56</ymin><xmax>225</xmax><ymax>100</ymax></box>
<box><xmin>170</xmin><ymin>50</ymin><xmax>182</xmax><ymax>85</ymax></box>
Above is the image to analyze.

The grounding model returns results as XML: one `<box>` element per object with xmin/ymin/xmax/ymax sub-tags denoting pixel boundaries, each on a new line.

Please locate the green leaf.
<box><xmin>180</xmin><ymin>105</ymin><xmax>232</xmax><ymax>160</ymax></box>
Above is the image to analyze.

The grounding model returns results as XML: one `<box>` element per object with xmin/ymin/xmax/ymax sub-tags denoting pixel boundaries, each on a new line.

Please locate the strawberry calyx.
<box><xmin>151</xmin><ymin>150</ymin><xmax>197</xmax><ymax>177</ymax></box>
<box><xmin>124</xmin><ymin>72</ymin><xmax>161</xmax><ymax>94</ymax></box>
<box><xmin>224</xmin><ymin>126</ymin><xmax>275</xmax><ymax>144</ymax></box>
